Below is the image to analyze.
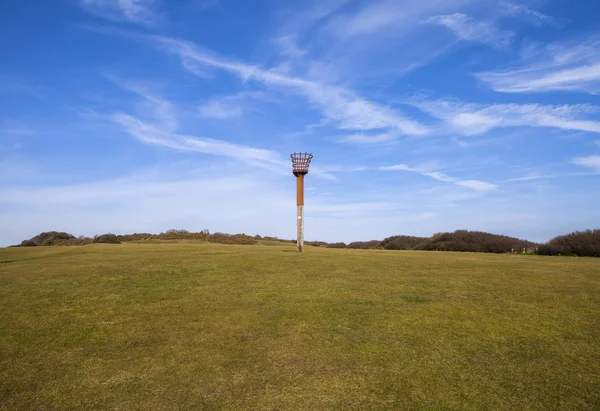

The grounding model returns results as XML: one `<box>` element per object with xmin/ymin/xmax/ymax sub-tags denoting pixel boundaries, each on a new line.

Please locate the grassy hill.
<box><xmin>1</xmin><ymin>243</ymin><xmax>599</xmax><ymax>409</ymax></box>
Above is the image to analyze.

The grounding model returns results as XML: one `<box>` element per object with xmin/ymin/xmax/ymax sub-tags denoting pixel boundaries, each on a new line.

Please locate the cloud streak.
<box><xmin>409</xmin><ymin>98</ymin><xmax>600</xmax><ymax>135</ymax></box>
<box><xmin>499</xmin><ymin>2</ymin><xmax>558</xmax><ymax>26</ymax></box>
<box><xmin>572</xmin><ymin>155</ymin><xmax>600</xmax><ymax>173</ymax></box>
<box><xmin>103</xmin><ymin>78</ymin><xmax>343</xmax><ymax>180</ymax></box>
<box><xmin>103</xmin><ymin>77</ymin><xmax>287</xmax><ymax>171</ymax></box>
<box><xmin>476</xmin><ymin>37</ymin><xmax>600</xmax><ymax>94</ymax></box>
<box><xmin>199</xmin><ymin>99</ymin><xmax>243</xmax><ymax>119</ymax></box>
<box><xmin>339</xmin><ymin>132</ymin><xmax>397</xmax><ymax>145</ymax></box>
<box><xmin>326</xmin><ymin>0</ymin><xmax>475</xmax><ymax>38</ymax></box>
<box><xmin>150</xmin><ymin>35</ymin><xmax>429</xmax><ymax>138</ymax></box>
<box><xmin>80</xmin><ymin>0</ymin><xmax>159</xmax><ymax>26</ymax></box>
<box><xmin>379</xmin><ymin>164</ymin><xmax>497</xmax><ymax>191</ymax></box>
<box><xmin>112</xmin><ymin>113</ymin><xmax>286</xmax><ymax>171</ymax></box>
<box><xmin>426</xmin><ymin>13</ymin><xmax>514</xmax><ymax>49</ymax></box>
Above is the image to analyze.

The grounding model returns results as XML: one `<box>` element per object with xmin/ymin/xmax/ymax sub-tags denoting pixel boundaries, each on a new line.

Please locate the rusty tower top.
<box><xmin>291</xmin><ymin>152</ymin><xmax>313</xmax><ymax>176</ymax></box>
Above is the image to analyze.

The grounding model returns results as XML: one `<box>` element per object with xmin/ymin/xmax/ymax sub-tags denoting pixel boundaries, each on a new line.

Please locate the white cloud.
<box><xmin>111</xmin><ymin>113</ymin><xmax>286</xmax><ymax>171</ymax></box>
<box><xmin>80</xmin><ymin>0</ymin><xmax>158</xmax><ymax>25</ymax></box>
<box><xmin>339</xmin><ymin>132</ymin><xmax>396</xmax><ymax>144</ymax></box>
<box><xmin>199</xmin><ymin>99</ymin><xmax>243</xmax><ymax>119</ymax></box>
<box><xmin>478</xmin><ymin>63</ymin><xmax>600</xmax><ymax>94</ymax></box>
<box><xmin>326</xmin><ymin>0</ymin><xmax>474</xmax><ymax>38</ymax></box>
<box><xmin>499</xmin><ymin>2</ymin><xmax>558</xmax><ymax>26</ymax></box>
<box><xmin>572</xmin><ymin>155</ymin><xmax>600</xmax><ymax>173</ymax></box>
<box><xmin>410</xmin><ymin>98</ymin><xmax>600</xmax><ymax>135</ymax></box>
<box><xmin>455</xmin><ymin>180</ymin><xmax>497</xmax><ymax>191</ymax></box>
<box><xmin>102</xmin><ymin>78</ymin><xmax>286</xmax><ymax>171</ymax></box>
<box><xmin>151</xmin><ymin>35</ymin><xmax>429</xmax><ymax>137</ymax></box>
<box><xmin>379</xmin><ymin>164</ymin><xmax>497</xmax><ymax>191</ymax></box>
<box><xmin>275</xmin><ymin>36</ymin><xmax>307</xmax><ymax>59</ymax></box>
<box><xmin>476</xmin><ymin>37</ymin><xmax>600</xmax><ymax>94</ymax></box>
<box><xmin>502</xmin><ymin>172</ymin><xmax>597</xmax><ymax>183</ymax></box>
<box><xmin>103</xmin><ymin>79</ymin><xmax>340</xmax><ymax>180</ymax></box>
<box><xmin>379</xmin><ymin>164</ymin><xmax>412</xmax><ymax>172</ymax></box>
<box><xmin>105</xmin><ymin>76</ymin><xmax>179</xmax><ymax>129</ymax></box>
<box><xmin>427</xmin><ymin>13</ymin><xmax>514</xmax><ymax>49</ymax></box>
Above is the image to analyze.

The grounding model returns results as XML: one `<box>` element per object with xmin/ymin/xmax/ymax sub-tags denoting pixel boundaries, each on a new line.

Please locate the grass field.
<box><xmin>1</xmin><ymin>243</ymin><xmax>599</xmax><ymax>410</ymax></box>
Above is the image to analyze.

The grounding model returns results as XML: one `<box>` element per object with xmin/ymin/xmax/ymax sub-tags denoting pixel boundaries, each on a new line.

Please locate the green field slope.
<box><xmin>1</xmin><ymin>244</ymin><xmax>599</xmax><ymax>410</ymax></box>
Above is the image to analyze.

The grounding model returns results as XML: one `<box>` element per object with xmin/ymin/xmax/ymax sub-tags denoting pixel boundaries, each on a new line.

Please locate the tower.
<box><xmin>290</xmin><ymin>152</ymin><xmax>313</xmax><ymax>252</ymax></box>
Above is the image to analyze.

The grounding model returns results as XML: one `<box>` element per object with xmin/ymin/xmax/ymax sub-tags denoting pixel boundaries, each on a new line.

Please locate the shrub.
<box><xmin>380</xmin><ymin>236</ymin><xmax>427</xmax><ymax>250</ymax></box>
<box><xmin>538</xmin><ymin>229</ymin><xmax>600</xmax><ymax>257</ymax></box>
<box><xmin>306</xmin><ymin>241</ymin><xmax>329</xmax><ymax>247</ymax></box>
<box><xmin>347</xmin><ymin>240</ymin><xmax>382</xmax><ymax>249</ymax></box>
<box><xmin>20</xmin><ymin>231</ymin><xmax>75</xmax><ymax>246</ymax></box>
<box><xmin>94</xmin><ymin>234</ymin><xmax>121</xmax><ymax>244</ymax></box>
<box><xmin>414</xmin><ymin>230</ymin><xmax>535</xmax><ymax>254</ymax></box>
<box><xmin>207</xmin><ymin>232</ymin><xmax>258</xmax><ymax>245</ymax></box>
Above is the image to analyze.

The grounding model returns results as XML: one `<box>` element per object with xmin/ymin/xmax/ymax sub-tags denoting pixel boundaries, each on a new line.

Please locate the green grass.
<box><xmin>1</xmin><ymin>243</ymin><xmax>599</xmax><ymax>410</ymax></box>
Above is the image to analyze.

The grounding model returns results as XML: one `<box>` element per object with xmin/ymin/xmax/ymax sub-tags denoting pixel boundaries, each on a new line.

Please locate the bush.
<box><xmin>14</xmin><ymin>228</ymin><xmax>600</xmax><ymax>257</ymax></box>
<box><xmin>538</xmin><ymin>229</ymin><xmax>600</xmax><ymax>257</ymax></box>
<box><xmin>347</xmin><ymin>240</ymin><xmax>382</xmax><ymax>249</ymax></box>
<box><xmin>414</xmin><ymin>230</ymin><xmax>535</xmax><ymax>254</ymax></box>
<box><xmin>19</xmin><ymin>231</ymin><xmax>75</xmax><ymax>246</ymax></box>
<box><xmin>306</xmin><ymin>241</ymin><xmax>329</xmax><ymax>247</ymax></box>
<box><xmin>207</xmin><ymin>232</ymin><xmax>258</xmax><ymax>245</ymax></box>
<box><xmin>94</xmin><ymin>234</ymin><xmax>121</xmax><ymax>244</ymax></box>
<box><xmin>380</xmin><ymin>236</ymin><xmax>427</xmax><ymax>250</ymax></box>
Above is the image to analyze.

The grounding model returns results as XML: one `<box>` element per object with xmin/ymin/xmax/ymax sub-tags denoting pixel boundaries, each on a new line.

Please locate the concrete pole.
<box><xmin>297</xmin><ymin>205</ymin><xmax>304</xmax><ymax>253</ymax></box>
<box><xmin>296</xmin><ymin>174</ymin><xmax>305</xmax><ymax>253</ymax></box>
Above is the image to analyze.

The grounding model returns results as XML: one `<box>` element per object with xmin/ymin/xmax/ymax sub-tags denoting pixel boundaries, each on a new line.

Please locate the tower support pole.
<box><xmin>296</xmin><ymin>174</ymin><xmax>305</xmax><ymax>252</ymax></box>
<box><xmin>297</xmin><ymin>204</ymin><xmax>304</xmax><ymax>253</ymax></box>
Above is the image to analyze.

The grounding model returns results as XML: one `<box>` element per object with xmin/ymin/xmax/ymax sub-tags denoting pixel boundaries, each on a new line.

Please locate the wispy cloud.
<box><xmin>502</xmin><ymin>171</ymin><xmax>597</xmax><ymax>183</ymax></box>
<box><xmin>199</xmin><ymin>99</ymin><xmax>243</xmax><ymax>119</ymax></box>
<box><xmin>275</xmin><ymin>35</ymin><xmax>307</xmax><ymax>60</ymax></box>
<box><xmin>426</xmin><ymin>13</ymin><xmax>514</xmax><ymax>49</ymax></box>
<box><xmin>326</xmin><ymin>0</ymin><xmax>474</xmax><ymax>38</ymax></box>
<box><xmin>379</xmin><ymin>164</ymin><xmax>497</xmax><ymax>191</ymax></box>
<box><xmin>409</xmin><ymin>98</ymin><xmax>600</xmax><ymax>135</ymax></box>
<box><xmin>499</xmin><ymin>2</ymin><xmax>559</xmax><ymax>27</ymax></box>
<box><xmin>104</xmin><ymin>78</ymin><xmax>343</xmax><ymax>180</ymax></box>
<box><xmin>140</xmin><ymin>35</ymin><xmax>429</xmax><ymax>138</ymax></box>
<box><xmin>80</xmin><ymin>0</ymin><xmax>159</xmax><ymax>26</ymax></box>
<box><xmin>572</xmin><ymin>155</ymin><xmax>600</xmax><ymax>173</ymax></box>
<box><xmin>476</xmin><ymin>37</ymin><xmax>600</xmax><ymax>94</ymax></box>
<box><xmin>339</xmin><ymin>132</ymin><xmax>397</xmax><ymax>145</ymax></box>
<box><xmin>104</xmin><ymin>78</ymin><xmax>286</xmax><ymax>171</ymax></box>
<box><xmin>112</xmin><ymin>113</ymin><xmax>286</xmax><ymax>171</ymax></box>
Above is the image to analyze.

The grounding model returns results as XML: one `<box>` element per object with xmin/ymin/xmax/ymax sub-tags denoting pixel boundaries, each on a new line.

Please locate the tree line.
<box><xmin>12</xmin><ymin>228</ymin><xmax>600</xmax><ymax>257</ymax></box>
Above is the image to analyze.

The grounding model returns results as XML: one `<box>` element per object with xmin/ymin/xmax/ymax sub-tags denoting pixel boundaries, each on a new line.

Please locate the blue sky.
<box><xmin>1</xmin><ymin>0</ymin><xmax>599</xmax><ymax>246</ymax></box>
